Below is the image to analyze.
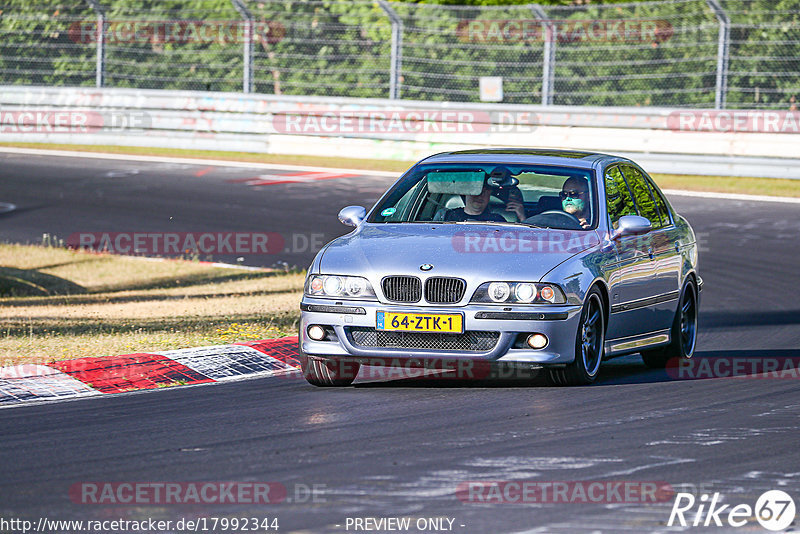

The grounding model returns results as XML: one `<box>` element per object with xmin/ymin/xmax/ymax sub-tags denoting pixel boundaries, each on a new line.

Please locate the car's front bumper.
<box><xmin>299</xmin><ymin>297</ymin><xmax>583</xmax><ymax>366</ymax></box>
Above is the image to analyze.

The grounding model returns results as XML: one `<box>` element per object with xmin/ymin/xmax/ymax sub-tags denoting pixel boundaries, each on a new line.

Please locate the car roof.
<box><xmin>419</xmin><ymin>148</ymin><xmax>627</xmax><ymax>169</ymax></box>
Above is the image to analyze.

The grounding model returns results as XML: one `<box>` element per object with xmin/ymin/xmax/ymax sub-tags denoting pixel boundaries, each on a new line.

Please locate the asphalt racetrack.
<box><xmin>1</xmin><ymin>151</ymin><xmax>799</xmax><ymax>533</ymax></box>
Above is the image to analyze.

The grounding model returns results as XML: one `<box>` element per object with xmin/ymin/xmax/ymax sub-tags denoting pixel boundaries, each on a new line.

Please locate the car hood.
<box><xmin>319</xmin><ymin>223</ymin><xmax>601</xmax><ymax>282</ymax></box>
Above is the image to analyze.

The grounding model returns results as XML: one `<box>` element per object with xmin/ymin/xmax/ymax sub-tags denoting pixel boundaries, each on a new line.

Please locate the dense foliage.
<box><xmin>0</xmin><ymin>0</ymin><xmax>797</xmax><ymax>108</ymax></box>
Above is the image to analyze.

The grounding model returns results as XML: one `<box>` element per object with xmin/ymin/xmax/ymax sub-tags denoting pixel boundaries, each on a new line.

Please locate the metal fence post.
<box><xmin>531</xmin><ymin>5</ymin><xmax>554</xmax><ymax>106</ymax></box>
<box><xmin>84</xmin><ymin>0</ymin><xmax>106</xmax><ymax>88</ymax></box>
<box><xmin>706</xmin><ymin>0</ymin><xmax>730</xmax><ymax>109</ymax></box>
<box><xmin>231</xmin><ymin>0</ymin><xmax>254</xmax><ymax>93</ymax></box>
<box><xmin>378</xmin><ymin>0</ymin><xmax>403</xmax><ymax>99</ymax></box>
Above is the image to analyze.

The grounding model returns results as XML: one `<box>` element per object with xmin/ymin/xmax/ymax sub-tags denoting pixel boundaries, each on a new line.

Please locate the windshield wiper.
<box><xmin>404</xmin><ymin>220</ymin><xmax>547</xmax><ymax>229</ymax></box>
<box><xmin>451</xmin><ymin>221</ymin><xmax>546</xmax><ymax>229</ymax></box>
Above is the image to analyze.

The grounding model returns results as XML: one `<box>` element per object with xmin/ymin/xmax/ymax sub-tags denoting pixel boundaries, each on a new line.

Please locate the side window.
<box><xmin>604</xmin><ymin>165</ymin><xmax>637</xmax><ymax>229</ymax></box>
<box><xmin>382</xmin><ymin>179</ymin><xmax>424</xmax><ymax>222</ymax></box>
<box><xmin>644</xmin><ymin>174</ymin><xmax>672</xmax><ymax>226</ymax></box>
<box><xmin>621</xmin><ymin>165</ymin><xmax>662</xmax><ymax>229</ymax></box>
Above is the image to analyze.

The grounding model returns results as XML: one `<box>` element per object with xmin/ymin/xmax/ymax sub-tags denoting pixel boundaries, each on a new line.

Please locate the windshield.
<box><xmin>369</xmin><ymin>163</ymin><xmax>597</xmax><ymax>230</ymax></box>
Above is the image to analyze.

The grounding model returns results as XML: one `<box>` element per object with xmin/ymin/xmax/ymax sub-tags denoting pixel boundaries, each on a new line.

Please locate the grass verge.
<box><xmin>1</xmin><ymin>141</ymin><xmax>795</xmax><ymax>198</ymax></box>
<box><xmin>652</xmin><ymin>173</ymin><xmax>799</xmax><ymax>197</ymax></box>
<box><xmin>0</xmin><ymin>243</ymin><xmax>303</xmax><ymax>366</ymax></box>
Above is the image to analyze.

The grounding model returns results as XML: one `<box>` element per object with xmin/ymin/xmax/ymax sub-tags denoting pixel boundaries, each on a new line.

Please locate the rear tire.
<box><xmin>641</xmin><ymin>279</ymin><xmax>698</xmax><ymax>369</ymax></box>
<box><xmin>299</xmin><ymin>349</ymin><xmax>360</xmax><ymax>387</ymax></box>
<box><xmin>549</xmin><ymin>288</ymin><xmax>605</xmax><ymax>386</ymax></box>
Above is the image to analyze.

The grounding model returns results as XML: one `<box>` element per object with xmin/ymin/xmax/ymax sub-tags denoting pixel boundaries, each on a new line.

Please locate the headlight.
<box><xmin>323</xmin><ymin>276</ymin><xmax>343</xmax><ymax>295</ymax></box>
<box><xmin>471</xmin><ymin>282</ymin><xmax>566</xmax><ymax>304</ymax></box>
<box><xmin>488</xmin><ymin>282</ymin><xmax>510</xmax><ymax>302</ymax></box>
<box><xmin>305</xmin><ymin>275</ymin><xmax>377</xmax><ymax>300</ymax></box>
<box><xmin>514</xmin><ymin>283</ymin><xmax>536</xmax><ymax>303</ymax></box>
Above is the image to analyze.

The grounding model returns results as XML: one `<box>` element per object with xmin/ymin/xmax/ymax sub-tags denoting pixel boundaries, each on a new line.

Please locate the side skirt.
<box><xmin>604</xmin><ymin>329</ymin><xmax>671</xmax><ymax>359</ymax></box>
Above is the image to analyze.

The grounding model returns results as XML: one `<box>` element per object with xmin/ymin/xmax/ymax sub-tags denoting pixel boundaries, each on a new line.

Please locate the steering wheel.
<box><xmin>524</xmin><ymin>210</ymin><xmax>583</xmax><ymax>230</ymax></box>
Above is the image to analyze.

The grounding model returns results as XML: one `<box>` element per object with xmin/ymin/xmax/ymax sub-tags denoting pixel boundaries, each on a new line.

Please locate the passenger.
<box><xmin>560</xmin><ymin>177</ymin><xmax>591</xmax><ymax>229</ymax></box>
<box><xmin>503</xmin><ymin>186</ymin><xmax>526</xmax><ymax>222</ymax></box>
<box><xmin>443</xmin><ymin>183</ymin><xmax>506</xmax><ymax>222</ymax></box>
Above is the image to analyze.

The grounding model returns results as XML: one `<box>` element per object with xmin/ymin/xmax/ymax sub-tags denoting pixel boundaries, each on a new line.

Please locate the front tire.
<box><xmin>641</xmin><ymin>279</ymin><xmax>698</xmax><ymax>369</ymax></box>
<box><xmin>550</xmin><ymin>288</ymin><xmax>606</xmax><ymax>386</ymax></box>
<box><xmin>299</xmin><ymin>350</ymin><xmax>360</xmax><ymax>387</ymax></box>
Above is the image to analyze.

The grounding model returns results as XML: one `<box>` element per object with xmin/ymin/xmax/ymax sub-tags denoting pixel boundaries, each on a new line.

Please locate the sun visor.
<box><xmin>426</xmin><ymin>171</ymin><xmax>485</xmax><ymax>195</ymax></box>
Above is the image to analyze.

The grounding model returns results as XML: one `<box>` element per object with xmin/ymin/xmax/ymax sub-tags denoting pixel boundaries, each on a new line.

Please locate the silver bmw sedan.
<box><xmin>299</xmin><ymin>149</ymin><xmax>701</xmax><ymax>386</ymax></box>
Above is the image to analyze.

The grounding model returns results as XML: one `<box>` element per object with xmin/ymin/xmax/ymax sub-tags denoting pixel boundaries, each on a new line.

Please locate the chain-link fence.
<box><xmin>0</xmin><ymin>0</ymin><xmax>798</xmax><ymax>109</ymax></box>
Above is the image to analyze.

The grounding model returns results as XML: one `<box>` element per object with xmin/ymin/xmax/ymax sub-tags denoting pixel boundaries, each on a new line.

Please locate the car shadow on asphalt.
<box><xmin>591</xmin><ymin>348</ymin><xmax>800</xmax><ymax>386</ymax></box>
<box><xmin>700</xmin><ymin>310</ymin><xmax>800</xmax><ymax>328</ymax></box>
<box><xmin>351</xmin><ymin>349</ymin><xmax>800</xmax><ymax>388</ymax></box>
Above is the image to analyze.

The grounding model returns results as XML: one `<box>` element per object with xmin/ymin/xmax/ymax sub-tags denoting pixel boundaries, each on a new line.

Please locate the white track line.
<box><xmin>0</xmin><ymin>146</ymin><xmax>400</xmax><ymax>177</ymax></box>
<box><xmin>662</xmin><ymin>188</ymin><xmax>800</xmax><ymax>204</ymax></box>
<box><xmin>2</xmin><ymin>146</ymin><xmax>798</xmax><ymax>204</ymax></box>
<box><xmin>132</xmin><ymin>255</ymin><xmax>271</xmax><ymax>271</ymax></box>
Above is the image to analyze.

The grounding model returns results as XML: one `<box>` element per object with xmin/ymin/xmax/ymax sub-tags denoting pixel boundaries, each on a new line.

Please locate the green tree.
<box><xmin>0</xmin><ymin>0</ymin><xmax>797</xmax><ymax>109</ymax></box>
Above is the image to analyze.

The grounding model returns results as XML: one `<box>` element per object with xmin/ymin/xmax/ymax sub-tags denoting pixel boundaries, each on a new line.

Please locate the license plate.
<box><xmin>376</xmin><ymin>311</ymin><xmax>463</xmax><ymax>333</ymax></box>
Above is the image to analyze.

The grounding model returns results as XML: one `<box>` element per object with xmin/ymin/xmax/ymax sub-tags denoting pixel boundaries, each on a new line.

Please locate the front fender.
<box><xmin>538</xmin><ymin>242</ymin><xmax>608</xmax><ymax>307</ymax></box>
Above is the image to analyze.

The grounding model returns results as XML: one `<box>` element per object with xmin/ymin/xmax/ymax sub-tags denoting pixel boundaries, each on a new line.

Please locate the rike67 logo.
<box><xmin>668</xmin><ymin>490</ymin><xmax>796</xmax><ymax>531</ymax></box>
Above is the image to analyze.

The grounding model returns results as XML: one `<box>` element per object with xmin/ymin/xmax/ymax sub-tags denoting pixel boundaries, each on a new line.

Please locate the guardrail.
<box><xmin>1</xmin><ymin>86</ymin><xmax>799</xmax><ymax>178</ymax></box>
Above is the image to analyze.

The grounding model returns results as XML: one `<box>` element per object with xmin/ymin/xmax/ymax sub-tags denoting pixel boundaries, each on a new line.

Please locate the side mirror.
<box><xmin>610</xmin><ymin>215</ymin><xmax>651</xmax><ymax>240</ymax></box>
<box><xmin>338</xmin><ymin>205</ymin><xmax>367</xmax><ymax>227</ymax></box>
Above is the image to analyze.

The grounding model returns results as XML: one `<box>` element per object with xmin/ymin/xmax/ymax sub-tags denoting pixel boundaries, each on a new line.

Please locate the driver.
<box><xmin>560</xmin><ymin>177</ymin><xmax>591</xmax><ymax>229</ymax></box>
<box><xmin>443</xmin><ymin>182</ymin><xmax>506</xmax><ymax>222</ymax></box>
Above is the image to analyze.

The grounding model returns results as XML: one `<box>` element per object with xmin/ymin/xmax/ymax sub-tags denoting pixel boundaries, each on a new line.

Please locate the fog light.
<box><xmin>526</xmin><ymin>333</ymin><xmax>548</xmax><ymax>349</ymax></box>
<box><xmin>307</xmin><ymin>325</ymin><xmax>326</xmax><ymax>341</ymax></box>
